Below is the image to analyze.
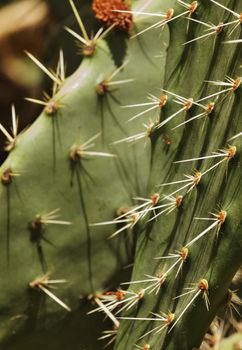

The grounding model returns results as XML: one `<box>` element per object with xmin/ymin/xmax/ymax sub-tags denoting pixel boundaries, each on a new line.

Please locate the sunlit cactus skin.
<box><xmin>0</xmin><ymin>0</ymin><xmax>242</xmax><ymax>349</ymax></box>
<box><xmin>0</xmin><ymin>1</ymin><xmax>166</xmax><ymax>348</ymax></box>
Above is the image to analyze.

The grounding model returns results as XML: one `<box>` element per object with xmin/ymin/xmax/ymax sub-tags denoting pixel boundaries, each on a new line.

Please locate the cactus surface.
<box><xmin>0</xmin><ymin>0</ymin><xmax>242</xmax><ymax>350</ymax></box>
<box><xmin>0</xmin><ymin>1</ymin><xmax>165</xmax><ymax>348</ymax></box>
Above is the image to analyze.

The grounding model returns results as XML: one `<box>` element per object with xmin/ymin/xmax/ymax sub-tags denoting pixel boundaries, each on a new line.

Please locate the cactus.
<box><xmin>110</xmin><ymin>1</ymin><xmax>242</xmax><ymax>349</ymax></box>
<box><xmin>0</xmin><ymin>0</ymin><xmax>164</xmax><ymax>348</ymax></box>
<box><xmin>0</xmin><ymin>0</ymin><xmax>242</xmax><ymax>350</ymax></box>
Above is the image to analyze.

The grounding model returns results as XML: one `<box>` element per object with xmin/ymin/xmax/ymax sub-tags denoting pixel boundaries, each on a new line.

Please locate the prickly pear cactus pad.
<box><xmin>0</xmin><ymin>0</ymin><xmax>169</xmax><ymax>349</ymax></box>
